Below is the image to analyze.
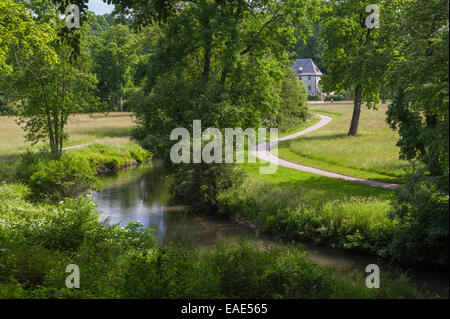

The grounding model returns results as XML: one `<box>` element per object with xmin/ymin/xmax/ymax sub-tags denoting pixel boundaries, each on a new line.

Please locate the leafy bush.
<box><xmin>171</xmin><ymin>162</ymin><xmax>244</xmax><ymax>210</ymax></box>
<box><xmin>277</xmin><ymin>68</ymin><xmax>308</xmax><ymax>133</ymax></box>
<box><xmin>72</xmin><ymin>141</ymin><xmax>151</xmax><ymax>171</ymax></box>
<box><xmin>389</xmin><ymin>171</ymin><xmax>449</xmax><ymax>265</ymax></box>
<box><xmin>14</xmin><ymin>141</ymin><xmax>151</xmax><ymax>202</ymax></box>
<box><xmin>136</xmin><ymin>133</ymin><xmax>172</xmax><ymax>162</ymax></box>
<box><xmin>28</xmin><ymin>155</ymin><xmax>98</xmax><ymax>202</ymax></box>
<box><xmin>307</xmin><ymin>94</ymin><xmax>321</xmax><ymax>101</ymax></box>
<box><xmin>327</xmin><ymin>91</ymin><xmax>353</xmax><ymax>101</ymax></box>
<box><xmin>15</xmin><ymin>150</ymin><xmax>54</xmax><ymax>184</ymax></box>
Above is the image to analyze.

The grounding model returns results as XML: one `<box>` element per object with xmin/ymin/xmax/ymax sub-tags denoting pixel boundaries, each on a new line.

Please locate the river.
<box><xmin>92</xmin><ymin>161</ymin><xmax>449</xmax><ymax>298</ymax></box>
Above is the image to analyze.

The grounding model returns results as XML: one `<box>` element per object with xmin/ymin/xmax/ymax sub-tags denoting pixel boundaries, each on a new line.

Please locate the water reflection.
<box><xmin>93</xmin><ymin>162</ymin><xmax>169</xmax><ymax>242</ymax></box>
<box><xmin>92</xmin><ymin>161</ymin><xmax>268</xmax><ymax>246</ymax></box>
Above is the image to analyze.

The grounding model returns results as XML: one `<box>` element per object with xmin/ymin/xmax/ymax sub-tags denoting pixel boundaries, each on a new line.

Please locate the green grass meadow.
<box><xmin>276</xmin><ymin>102</ymin><xmax>410</xmax><ymax>183</ymax></box>
<box><xmin>0</xmin><ymin>113</ymin><xmax>135</xmax><ymax>181</ymax></box>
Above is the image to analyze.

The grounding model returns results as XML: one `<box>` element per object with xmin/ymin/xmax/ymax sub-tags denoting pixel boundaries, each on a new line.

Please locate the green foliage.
<box><xmin>27</xmin><ymin>155</ymin><xmax>98</xmax><ymax>202</ymax></box>
<box><xmin>0</xmin><ymin>183</ymin><xmax>422</xmax><ymax>298</ymax></box>
<box><xmin>307</xmin><ymin>94</ymin><xmax>321</xmax><ymax>101</ymax></box>
<box><xmin>171</xmin><ymin>163</ymin><xmax>245</xmax><ymax>210</ymax></box>
<box><xmin>320</xmin><ymin>0</ymin><xmax>399</xmax><ymax>135</ymax></box>
<box><xmin>2</xmin><ymin>4</ymin><xmax>99</xmax><ymax>155</ymax></box>
<box><xmin>133</xmin><ymin>0</ymin><xmax>314</xmax><ymax>157</ymax></box>
<box><xmin>277</xmin><ymin>68</ymin><xmax>308</xmax><ymax>133</ymax></box>
<box><xmin>384</xmin><ymin>0</ymin><xmax>449</xmax><ymax>266</ymax></box>
<box><xmin>0</xmin><ymin>92</ymin><xmax>11</xmax><ymax>115</ymax></box>
<box><xmin>328</xmin><ymin>91</ymin><xmax>353</xmax><ymax>102</ymax></box>
<box><xmin>291</xmin><ymin>19</ymin><xmax>326</xmax><ymax>73</ymax></box>
<box><xmin>15</xmin><ymin>142</ymin><xmax>151</xmax><ymax>202</ymax></box>
<box><xmin>15</xmin><ymin>150</ymin><xmax>54</xmax><ymax>184</ymax></box>
<box><xmin>131</xmin><ymin>0</ymin><xmax>315</xmax><ymax>205</ymax></box>
<box><xmin>320</xmin><ymin>0</ymin><xmax>393</xmax><ymax>106</ymax></box>
<box><xmin>73</xmin><ymin>141</ymin><xmax>151</xmax><ymax>170</ymax></box>
<box><xmin>217</xmin><ymin>177</ymin><xmax>396</xmax><ymax>258</ymax></box>
<box><xmin>389</xmin><ymin>170</ymin><xmax>449</xmax><ymax>265</ymax></box>
<box><xmin>0</xmin><ymin>0</ymin><xmax>57</xmax><ymax>75</ymax></box>
<box><xmin>91</xmin><ymin>24</ymin><xmax>139</xmax><ymax>111</ymax></box>
<box><xmin>386</xmin><ymin>0</ymin><xmax>449</xmax><ymax>179</ymax></box>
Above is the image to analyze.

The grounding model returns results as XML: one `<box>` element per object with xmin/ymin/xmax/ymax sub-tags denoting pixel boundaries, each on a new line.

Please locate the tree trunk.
<box><xmin>380</xmin><ymin>86</ymin><xmax>387</xmax><ymax>104</ymax></box>
<box><xmin>203</xmin><ymin>46</ymin><xmax>211</xmax><ymax>79</ymax></box>
<box><xmin>348</xmin><ymin>83</ymin><xmax>362</xmax><ymax>137</ymax></box>
<box><xmin>426</xmin><ymin>113</ymin><xmax>441</xmax><ymax>176</ymax></box>
<box><xmin>119</xmin><ymin>80</ymin><xmax>123</xmax><ymax>112</ymax></box>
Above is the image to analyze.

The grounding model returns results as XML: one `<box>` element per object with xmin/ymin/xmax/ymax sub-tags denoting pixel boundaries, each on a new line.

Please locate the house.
<box><xmin>291</xmin><ymin>59</ymin><xmax>323</xmax><ymax>95</ymax></box>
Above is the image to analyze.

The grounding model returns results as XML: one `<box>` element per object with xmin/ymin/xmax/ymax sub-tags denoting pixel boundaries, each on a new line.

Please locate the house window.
<box><xmin>308</xmin><ymin>86</ymin><xmax>312</xmax><ymax>91</ymax></box>
<box><xmin>308</xmin><ymin>76</ymin><xmax>311</xmax><ymax>80</ymax></box>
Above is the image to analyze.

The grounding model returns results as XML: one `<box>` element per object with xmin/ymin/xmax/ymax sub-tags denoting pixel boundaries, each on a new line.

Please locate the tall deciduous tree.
<box><xmin>4</xmin><ymin>8</ymin><xmax>99</xmax><ymax>155</ymax></box>
<box><xmin>386</xmin><ymin>0</ymin><xmax>449</xmax><ymax>178</ymax></box>
<box><xmin>320</xmin><ymin>0</ymin><xmax>396</xmax><ymax>136</ymax></box>
<box><xmin>92</xmin><ymin>24</ymin><xmax>139</xmax><ymax>111</ymax></box>
<box><xmin>134</xmin><ymin>0</ymin><xmax>313</xmax><ymax>133</ymax></box>
<box><xmin>385</xmin><ymin>0</ymin><xmax>448</xmax><ymax>265</ymax></box>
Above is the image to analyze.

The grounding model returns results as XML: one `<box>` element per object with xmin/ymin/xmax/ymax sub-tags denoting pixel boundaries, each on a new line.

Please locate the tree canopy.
<box><xmin>132</xmin><ymin>0</ymin><xmax>314</xmax><ymax>157</ymax></box>
<box><xmin>386</xmin><ymin>0</ymin><xmax>449</xmax><ymax>180</ymax></box>
<box><xmin>2</xmin><ymin>2</ymin><xmax>98</xmax><ymax>155</ymax></box>
<box><xmin>320</xmin><ymin>0</ymin><xmax>399</xmax><ymax>136</ymax></box>
<box><xmin>0</xmin><ymin>0</ymin><xmax>57</xmax><ymax>75</ymax></box>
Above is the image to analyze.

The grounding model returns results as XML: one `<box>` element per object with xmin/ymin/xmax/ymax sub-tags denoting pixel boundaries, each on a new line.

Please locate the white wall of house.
<box><xmin>299</xmin><ymin>75</ymin><xmax>321</xmax><ymax>95</ymax></box>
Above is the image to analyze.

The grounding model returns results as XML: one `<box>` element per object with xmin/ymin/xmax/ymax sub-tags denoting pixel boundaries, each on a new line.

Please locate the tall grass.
<box><xmin>0</xmin><ymin>113</ymin><xmax>135</xmax><ymax>180</ymax></box>
<box><xmin>0</xmin><ymin>113</ymin><xmax>135</xmax><ymax>154</ymax></box>
<box><xmin>217</xmin><ymin>175</ymin><xmax>396</xmax><ymax>258</ymax></box>
<box><xmin>12</xmin><ymin>141</ymin><xmax>151</xmax><ymax>201</ymax></box>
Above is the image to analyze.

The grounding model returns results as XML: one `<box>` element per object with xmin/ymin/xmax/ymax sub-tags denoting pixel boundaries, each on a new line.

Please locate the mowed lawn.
<box><xmin>0</xmin><ymin>113</ymin><xmax>136</xmax><ymax>178</ymax></box>
<box><xmin>275</xmin><ymin>102</ymin><xmax>410</xmax><ymax>183</ymax></box>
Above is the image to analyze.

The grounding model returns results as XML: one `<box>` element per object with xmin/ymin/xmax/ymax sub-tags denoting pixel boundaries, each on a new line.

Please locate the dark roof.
<box><xmin>291</xmin><ymin>59</ymin><xmax>323</xmax><ymax>76</ymax></box>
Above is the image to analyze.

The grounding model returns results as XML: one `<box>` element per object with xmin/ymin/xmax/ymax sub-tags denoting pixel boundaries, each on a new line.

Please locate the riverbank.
<box><xmin>0</xmin><ymin>113</ymin><xmax>136</xmax><ymax>182</ymax></box>
<box><xmin>93</xmin><ymin>162</ymin><xmax>447</xmax><ymax>297</ymax></box>
<box><xmin>0</xmin><ymin>178</ymin><xmax>424</xmax><ymax>298</ymax></box>
<box><xmin>8</xmin><ymin>140</ymin><xmax>151</xmax><ymax>202</ymax></box>
<box><xmin>0</xmin><ymin>112</ymin><xmax>445</xmax><ymax>298</ymax></box>
<box><xmin>209</xmin><ymin>105</ymin><xmax>446</xmax><ymax>268</ymax></box>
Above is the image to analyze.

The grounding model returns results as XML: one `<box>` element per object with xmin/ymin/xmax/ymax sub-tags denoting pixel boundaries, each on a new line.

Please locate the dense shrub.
<box><xmin>14</xmin><ymin>142</ymin><xmax>151</xmax><ymax>202</ymax></box>
<box><xmin>276</xmin><ymin>68</ymin><xmax>308</xmax><ymax>133</ymax></box>
<box><xmin>307</xmin><ymin>94</ymin><xmax>321</xmax><ymax>101</ymax></box>
<box><xmin>389</xmin><ymin>171</ymin><xmax>449</xmax><ymax>265</ymax></box>
<box><xmin>15</xmin><ymin>150</ymin><xmax>54</xmax><ymax>184</ymax></box>
<box><xmin>28</xmin><ymin>155</ymin><xmax>98</xmax><ymax>202</ymax></box>
<box><xmin>171</xmin><ymin>162</ymin><xmax>244</xmax><ymax>210</ymax></box>
<box><xmin>327</xmin><ymin>91</ymin><xmax>353</xmax><ymax>101</ymax></box>
<box><xmin>73</xmin><ymin>141</ymin><xmax>151</xmax><ymax>170</ymax></box>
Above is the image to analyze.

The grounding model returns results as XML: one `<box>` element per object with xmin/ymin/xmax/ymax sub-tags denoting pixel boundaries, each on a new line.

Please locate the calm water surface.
<box><xmin>92</xmin><ymin>161</ymin><xmax>449</xmax><ymax>297</ymax></box>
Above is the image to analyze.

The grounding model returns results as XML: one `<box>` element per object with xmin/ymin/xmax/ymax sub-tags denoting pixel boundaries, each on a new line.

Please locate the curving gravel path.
<box><xmin>251</xmin><ymin>113</ymin><xmax>400</xmax><ymax>189</ymax></box>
